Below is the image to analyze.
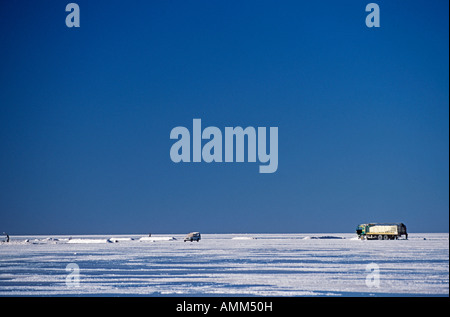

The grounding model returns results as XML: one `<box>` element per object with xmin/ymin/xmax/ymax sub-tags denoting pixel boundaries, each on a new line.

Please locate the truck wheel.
<box><xmin>378</xmin><ymin>235</ymin><xmax>383</xmax><ymax>240</ymax></box>
<box><xmin>383</xmin><ymin>235</ymin><xmax>389</xmax><ymax>240</ymax></box>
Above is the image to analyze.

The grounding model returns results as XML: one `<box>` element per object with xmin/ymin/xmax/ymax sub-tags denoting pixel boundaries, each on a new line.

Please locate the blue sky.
<box><xmin>0</xmin><ymin>0</ymin><xmax>448</xmax><ymax>234</ymax></box>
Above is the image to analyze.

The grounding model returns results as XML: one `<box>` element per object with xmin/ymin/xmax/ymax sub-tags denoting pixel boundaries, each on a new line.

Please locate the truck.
<box><xmin>356</xmin><ymin>223</ymin><xmax>408</xmax><ymax>240</ymax></box>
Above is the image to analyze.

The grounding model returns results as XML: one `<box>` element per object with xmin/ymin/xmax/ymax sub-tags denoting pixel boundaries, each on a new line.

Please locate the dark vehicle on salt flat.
<box><xmin>184</xmin><ymin>232</ymin><xmax>201</xmax><ymax>242</ymax></box>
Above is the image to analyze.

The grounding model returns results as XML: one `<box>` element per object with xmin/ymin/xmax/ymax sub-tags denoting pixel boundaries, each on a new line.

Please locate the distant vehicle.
<box><xmin>356</xmin><ymin>223</ymin><xmax>408</xmax><ymax>240</ymax></box>
<box><xmin>184</xmin><ymin>232</ymin><xmax>201</xmax><ymax>242</ymax></box>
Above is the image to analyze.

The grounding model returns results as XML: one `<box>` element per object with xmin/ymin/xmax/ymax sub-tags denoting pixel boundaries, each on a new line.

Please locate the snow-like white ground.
<box><xmin>0</xmin><ymin>233</ymin><xmax>448</xmax><ymax>296</ymax></box>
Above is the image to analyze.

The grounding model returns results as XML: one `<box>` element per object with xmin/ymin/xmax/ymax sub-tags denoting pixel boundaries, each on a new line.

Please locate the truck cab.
<box><xmin>356</xmin><ymin>224</ymin><xmax>367</xmax><ymax>237</ymax></box>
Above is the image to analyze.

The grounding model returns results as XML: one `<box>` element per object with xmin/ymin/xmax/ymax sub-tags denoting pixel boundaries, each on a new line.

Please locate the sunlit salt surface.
<box><xmin>1</xmin><ymin>233</ymin><xmax>448</xmax><ymax>296</ymax></box>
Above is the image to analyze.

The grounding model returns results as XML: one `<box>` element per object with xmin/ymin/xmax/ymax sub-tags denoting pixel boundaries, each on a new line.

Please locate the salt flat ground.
<box><xmin>0</xmin><ymin>233</ymin><xmax>448</xmax><ymax>296</ymax></box>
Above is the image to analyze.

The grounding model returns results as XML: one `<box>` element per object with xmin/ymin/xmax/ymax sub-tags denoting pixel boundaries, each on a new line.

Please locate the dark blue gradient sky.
<box><xmin>0</xmin><ymin>0</ymin><xmax>448</xmax><ymax>234</ymax></box>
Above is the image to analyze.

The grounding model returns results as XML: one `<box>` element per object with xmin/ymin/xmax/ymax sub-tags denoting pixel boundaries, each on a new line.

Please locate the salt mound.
<box><xmin>303</xmin><ymin>236</ymin><xmax>344</xmax><ymax>240</ymax></box>
<box><xmin>108</xmin><ymin>237</ymin><xmax>133</xmax><ymax>243</ymax></box>
<box><xmin>139</xmin><ymin>236</ymin><xmax>176</xmax><ymax>242</ymax></box>
<box><xmin>1</xmin><ymin>239</ymin><xmax>30</xmax><ymax>245</ymax></box>
<box><xmin>67</xmin><ymin>239</ymin><xmax>111</xmax><ymax>244</ymax></box>
<box><xmin>315</xmin><ymin>236</ymin><xmax>344</xmax><ymax>239</ymax></box>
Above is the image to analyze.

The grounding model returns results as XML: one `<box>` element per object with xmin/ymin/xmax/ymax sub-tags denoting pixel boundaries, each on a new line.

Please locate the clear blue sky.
<box><xmin>0</xmin><ymin>0</ymin><xmax>448</xmax><ymax>234</ymax></box>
